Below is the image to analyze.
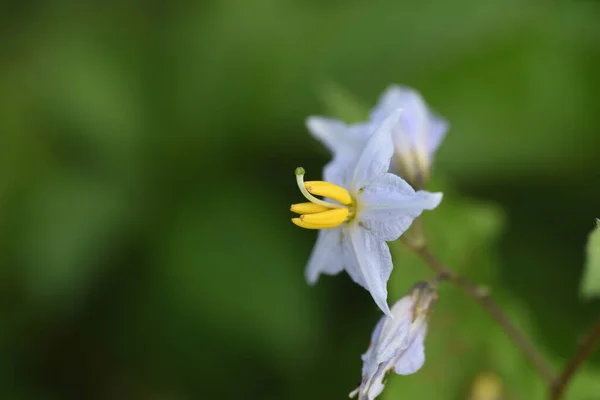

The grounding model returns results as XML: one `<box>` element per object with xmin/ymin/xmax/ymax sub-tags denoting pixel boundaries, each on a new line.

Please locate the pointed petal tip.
<box><xmin>370</xmin><ymin>287</ymin><xmax>392</xmax><ymax>317</ymax></box>
<box><xmin>351</xmin><ymin>109</ymin><xmax>403</xmax><ymax>189</ymax></box>
<box><xmin>305</xmin><ymin>115</ymin><xmax>334</xmax><ymax>131</ymax></box>
<box><xmin>430</xmin><ymin>192</ymin><xmax>443</xmax><ymax>208</ymax></box>
<box><xmin>305</xmin><ymin>272</ymin><xmax>319</xmax><ymax>286</ymax></box>
<box><xmin>388</xmin><ymin>83</ymin><xmax>418</xmax><ymax>93</ymax></box>
<box><xmin>417</xmin><ymin>191</ymin><xmax>443</xmax><ymax>210</ymax></box>
<box><xmin>378</xmin><ymin>301</ymin><xmax>393</xmax><ymax>317</ymax></box>
<box><xmin>386</xmin><ymin>107</ymin><xmax>404</xmax><ymax>123</ymax></box>
<box><xmin>375</xmin><ymin>107</ymin><xmax>404</xmax><ymax>130</ymax></box>
<box><xmin>305</xmin><ymin>115</ymin><xmax>318</xmax><ymax>128</ymax></box>
<box><xmin>305</xmin><ymin>116</ymin><xmax>328</xmax><ymax>139</ymax></box>
<box><xmin>378</xmin><ymin>85</ymin><xmax>425</xmax><ymax>110</ymax></box>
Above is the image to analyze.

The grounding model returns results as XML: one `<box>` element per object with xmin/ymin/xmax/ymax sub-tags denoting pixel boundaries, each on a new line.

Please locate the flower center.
<box><xmin>290</xmin><ymin>167</ymin><xmax>355</xmax><ymax>230</ymax></box>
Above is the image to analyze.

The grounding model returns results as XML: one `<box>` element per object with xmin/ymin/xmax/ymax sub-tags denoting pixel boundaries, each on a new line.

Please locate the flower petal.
<box><xmin>307</xmin><ymin>117</ymin><xmax>372</xmax><ymax>187</ymax></box>
<box><xmin>360</xmin><ymin>363</ymin><xmax>389</xmax><ymax>400</ymax></box>
<box><xmin>305</xmin><ymin>227</ymin><xmax>344</xmax><ymax>285</ymax></box>
<box><xmin>370</xmin><ymin>86</ymin><xmax>426</xmax><ymax>128</ymax></box>
<box><xmin>359</xmin><ymin>311</ymin><xmax>409</xmax><ymax>399</ymax></box>
<box><xmin>323</xmin><ymin>158</ymin><xmax>354</xmax><ymax>188</ymax></box>
<box><xmin>427</xmin><ymin>114</ymin><xmax>449</xmax><ymax>156</ymax></box>
<box><xmin>361</xmin><ymin>316</ymin><xmax>385</xmax><ymax>362</ymax></box>
<box><xmin>305</xmin><ymin>116</ymin><xmax>369</xmax><ymax>159</ymax></box>
<box><xmin>342</xmin><ymin>223</ymin><xmax>393</xmax><ymax>316</ymax></box>
<box><xmin>371</xmin><ymin>85</ymin><xmax>449</xmax><ymax>174</ymax></box>
<box><xmin>350</xmin><ymin>109</ymin><xmax>402</xmax><ymax>193</ymax></box>
<box><xmin>352</xmin><ymin>292</ymin><xmax>431</xmax><ymax>400</ymax></box>
<box><xmin>374</xmin><ymin>296</ymin><xmax>415</xmax><ymax>364</ymax></box>
<box><xmin>371</xmin><ymin>86</ymin><xmax>440</xmax><ymax>148</ymax></box>
<box><xmin>358</xmin><ymin>174</ymin><xmax>442</xmax><ymax>241</ymax></box>
<box><xmin>393</xmin><ymin>325</ymin><xmax>427</xmax><ymax>375</ymax></box>
<box><xmin>360</xmin><ymin>317</ymin><xmax>384</xmax><ymax>379</ymax></box>
<box><xmin>372</xmin><ymin>86</ymin><xmax>428</xmax><ymax>153</ymax></box>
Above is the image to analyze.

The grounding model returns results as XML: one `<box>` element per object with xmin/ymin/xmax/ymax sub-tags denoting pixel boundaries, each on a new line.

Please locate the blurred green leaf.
<box><xmin>106</xmin><ymin>180</ymin><xmax>324</xmax><ymax>397</ymax></box>
<box><xmin>35</xmin><ymin>34</ymin><xmax>145</xmax><ymax>174</ymax></box>
<box><xmin>151</xmin><ymin>180</ymin><xmax>321</xmax><ymax>369</ymax></box>
<box><xmin>580</xmin><ymin>219</ymin><xmax>600</xmax><ymax>300</ymax></box>
<box><xmin>16</xmin><ymin>172</ymin><xmax>126</xmax><ymax>310</ymax></box>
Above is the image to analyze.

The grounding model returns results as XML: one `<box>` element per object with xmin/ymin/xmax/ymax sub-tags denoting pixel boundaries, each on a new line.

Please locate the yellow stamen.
<box><xmin>291</xmin><ymin>217</ymin><xmax>343</xmax><ymax>230</ymax></box>
<box><xmin>295</xmin><ymin>168</ymin><xmax>344</xmax><ymax>209</ymax></box>
<box><xmin>290</xmin><ymin>202</ymin><xmax>330</xmax><ymax>215</ymax></box>
<box><xmin>304</xmin><ymin>181</ymin><xmax>353</xmax><ymax>205</ymax></box>
<box><xmin>291</xmin><ymin>167</ymin><xmax>355</xmax><ymax>230</ymax></box>
<box><xmin>300</xmin><ymin>208</ymin><xmax>349</xmax><ymax>226</ymax></box>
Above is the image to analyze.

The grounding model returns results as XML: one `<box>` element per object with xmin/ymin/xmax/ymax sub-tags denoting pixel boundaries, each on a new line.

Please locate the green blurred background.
<box><xmin>1</xmin><ymin>0</ymin><xmax>599</xmax><ymax>399</ymax></box>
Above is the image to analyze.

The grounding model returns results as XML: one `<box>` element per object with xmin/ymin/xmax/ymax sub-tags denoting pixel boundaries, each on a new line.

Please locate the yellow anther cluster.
<box><xmin>303</xmin><ymin>181</ymin><xmax>353</xmax><ymax>205</ymax></box>
<box><xmin>291</xmin><ymin>168</ymin><xmax>355</xmax><ymax>230</ymax></box>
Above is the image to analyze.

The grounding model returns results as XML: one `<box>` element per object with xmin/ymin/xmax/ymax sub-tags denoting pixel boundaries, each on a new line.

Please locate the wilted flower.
<box><xmin>349</xmin><ymin>282</ymin><xmax>437</xmax><ymax>400</ymax></box>
<box><xmin>291</xmin><ymin>110</ymin><xmax>442</xmax><ymax>315</ymax></box>
<box><xmin>307</xmin><ymin>85</ymin><xmax>448</xmax><ymax>188</ymax></box>
<box><xmin>370</xmin><ymin>85</ymin><xmax>449</xmax><ymax>187</ymax></box>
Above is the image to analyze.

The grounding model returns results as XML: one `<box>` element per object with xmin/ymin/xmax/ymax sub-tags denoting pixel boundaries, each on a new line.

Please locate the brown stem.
<box><xmin>409</xmin><ymin>243</ymin><xmax>556</xmax><ymax>385</ymax></box>
<box><xmin>550</xmin><ymin>316</ymin><xmax>600</xmax><ymax>400</ymax></box>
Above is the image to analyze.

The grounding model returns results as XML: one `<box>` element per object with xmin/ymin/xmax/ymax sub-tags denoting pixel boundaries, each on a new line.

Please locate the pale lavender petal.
<box><xmin>305</xmin><ymin>227</ymin><xmax>344</xmax><ymax>285</ymax></box>
<box><xmin>370</xmin><ymin>86</ymin><xmax>428</xmax><ymax>145</ymax></box>
<box><xmin>351</xmin><ymin>291</ymin><xmax>432</xmax><ymax>400</ymax></box>
<box><xmin>323</xmin><ymin>158</ymin><xmax>354</xmax><ymax>188</ymax></box>
<box><xmin>361</xmin><ymin>316</ymin><xmax>385</xmax><ymax>363</ymax></box>
<box><xmin>307</xmin><ymin>117</ymin><xmax>372</xmax><ymax>187</ymax></box>
<box><xmin>342</xmin><ymin>223</ymin><xmax>393</xmax><ymax>316</ymax></box>
<box><xmin>427</xmin><ymin>114</ymin><xmax>449</xmax><ymax>155</ymax></box>
<box><xmin>305</xmin><ymin>116</ymin><xmax>370</xmax><ymax>160</ymax></box>
<box><xmin>375</xmin><ymin>319</ymin><xmax>411</xmax><ymax>366</ymax></box>
<box><xmin>341</xmin><ymin>226</ymin><xmax>366</xmax><ymax>288</ymax></box>
<box><xmin>360</xmin><ymin>363</ymin><xmax>389</xmax><ymax>400</ymax></box>
<box><xmin>370</xmin><ymin>85</ymin><xmax>449</xmax><ymax>173</ymax></box>
<box><xmin>360</xmin><ymin>173</ymin><xmax>415</xmax><ymax>201</ymax></box>
<box><xmin>360</xmin><ymin>317</ymin><xmax>384</xmax><ymax>380</ymax></box>
<box><xmin>393</xmin><ymin>325</ymin><xmax>427</xmax><ymax>375</ymax></box>
<box><xmin>350</xmin><ymin>109</ymin><xmax>401</xmax><ymax>194</ymax></box>
<box><xmin>373</xmin><ymin>295</ymin><xmax>415</xmax><ymax>364</ymax></box>
<box><xmin>358</xmin><ymin>174</ymin><xmax>443</xmax><ymax>241</ymax></box>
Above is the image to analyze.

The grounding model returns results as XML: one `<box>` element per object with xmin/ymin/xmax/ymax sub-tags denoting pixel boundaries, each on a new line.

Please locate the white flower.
<box><xmin>307</xmin><ymin>85</ymin><xmax>448</xmax><ymax>187</ymax></box>
<box><xmin>349</xmin><ymin>283</ymin><xmax>437</xmax><ymax>400</ymax></box>
<box><xmin>370</xmin><ymin>85</ymin><xmax>449</xmax><ymax>186</ymax></box>
<box><xmin>291</xmin><ymin>110</ymin><xmax>442</xmax><ymax>315</ymax></box>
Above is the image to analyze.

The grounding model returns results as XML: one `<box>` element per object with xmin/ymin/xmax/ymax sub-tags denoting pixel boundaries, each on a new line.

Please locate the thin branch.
<box><xmin>407</xmin><ymin>242</ymin><xmax>556</xmax><ymax>385</ymax></box>
<box><xmin>550</xmin><ymin>316</ymin><xmax>600</xmax><ymax>400</ymax></box>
